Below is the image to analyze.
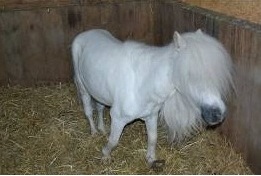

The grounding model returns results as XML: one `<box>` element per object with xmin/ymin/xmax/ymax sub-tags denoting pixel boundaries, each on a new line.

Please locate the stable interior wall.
<box><xmin>0</xmin><ymin>0</ymin><xmax>155</xmax><ymax>85</ymax></box>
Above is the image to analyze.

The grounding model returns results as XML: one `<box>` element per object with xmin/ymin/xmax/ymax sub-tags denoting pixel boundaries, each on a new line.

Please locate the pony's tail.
<box><xmin>159</xmin><ymin>91</ymin><xmax>204</xmax><ymax>143</ymax></box>
<box><xmin>71</xmin><ymin>37</ymin><xmax>83</xmax><ymax>75</ymax></box>
<box><xmin>71</xmin><ymin>38</ymin><xmax>85</xmax><ymax>100</ymax></box>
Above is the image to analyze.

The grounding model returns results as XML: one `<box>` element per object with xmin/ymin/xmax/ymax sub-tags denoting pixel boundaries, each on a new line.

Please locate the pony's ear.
<box><xmin>196</xmin><ymin>29</ymin><xmax>203</xmax><ymax>34</ymax></box>
<box><xmin>173</xmin><ymin>31</ymin><xmax>186</xmax><ymax>49</ymax></box>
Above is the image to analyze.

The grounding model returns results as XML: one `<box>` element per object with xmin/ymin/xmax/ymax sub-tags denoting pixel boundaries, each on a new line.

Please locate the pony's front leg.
<box><xmin>145</xmin><ymin>114</ymin><xmax>165</xmax><ymax>171</ymax></box>
<box><xmin>96</xmin><ymin>102</ymin><xmax>106</xmax><ymax>134</ymax></box>
<box><xmin>145</xmin><ymin>114</ymin><xmax>158</xmax><ymax>165</ymax></box>
<box><xmin>102</xmin><ymin>110</ymin><xmax>127</xmax><ymax>161</ymax></box>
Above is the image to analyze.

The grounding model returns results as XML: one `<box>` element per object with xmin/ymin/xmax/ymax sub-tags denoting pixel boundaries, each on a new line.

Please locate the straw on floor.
<box><xmin>0</xmin><ymin>83</ymin><xmax>252</xmax><ymax>174</ymax></box>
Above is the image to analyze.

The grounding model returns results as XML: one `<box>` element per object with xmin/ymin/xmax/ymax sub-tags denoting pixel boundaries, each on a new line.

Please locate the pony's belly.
<box><xmin>91</xmin><ymin>93</ymin><xmax>112</xmax><ymax>106</ymax></box>
<box><xmin>81</xmin><ymin>59</ymin><xmax>130</xmax><ymax>108</ymax></box>
<box><xmin>84</xmin><ymin>81</ymin><xmax>113</xmax><ymax>106</ymax></box>
<box><xmin>81</xmin><ymin>69</ymin><xmax>114</xmax><ymax>106</ymax></box>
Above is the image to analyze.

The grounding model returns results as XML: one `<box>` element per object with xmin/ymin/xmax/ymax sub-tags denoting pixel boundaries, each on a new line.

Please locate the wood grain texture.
<box><xmin>0</xmin><ymin>1</ymin><xmax>154</xmax><ymax>86</ymax></box>
<box><xmin>0</xmin><ymin>0</ymin><xmax>148</xmax><ymax>11</ymax></box>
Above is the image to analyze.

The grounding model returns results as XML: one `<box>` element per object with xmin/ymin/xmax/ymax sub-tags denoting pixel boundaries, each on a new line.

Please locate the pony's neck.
<box><xmin>150</xmin><ymin>44</ymin><xmax>177</xmax><ymax>101</ymax></box>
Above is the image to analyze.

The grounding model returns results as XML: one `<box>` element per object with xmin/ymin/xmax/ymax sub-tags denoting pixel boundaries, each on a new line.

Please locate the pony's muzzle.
<box><xmin>200</xmin><ymin>105</ymin><xmax>225</xmax><ymax>126</ymax></box>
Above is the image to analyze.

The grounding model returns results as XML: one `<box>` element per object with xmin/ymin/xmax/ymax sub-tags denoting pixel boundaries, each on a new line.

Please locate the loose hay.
<box><xmin>0</xmin><ymin>84</ymin><xmax>252</xmax><ymax>174</ymax></box>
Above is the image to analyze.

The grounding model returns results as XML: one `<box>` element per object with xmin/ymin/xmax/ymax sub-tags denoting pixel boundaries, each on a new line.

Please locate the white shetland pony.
<box><xmin>72</xmin><ymin>29</ymin><xmax>233</xmax><ymax>167</ymax></box>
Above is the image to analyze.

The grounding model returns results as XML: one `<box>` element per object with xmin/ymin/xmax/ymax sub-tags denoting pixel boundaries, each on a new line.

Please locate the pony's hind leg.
<box><xmin>102</xmin><ymin>108</ymin><xmax>129</xmax><ymax>161</ymax></box>
<box><xmin>96</xmin><ymin>102</ymin><xmax>106</xmax><ymax>134</ymax></box>
<box><xmin>81</xmin><ymin>93</ymin><xmax>98</xmax><ymax>135</ymax></box>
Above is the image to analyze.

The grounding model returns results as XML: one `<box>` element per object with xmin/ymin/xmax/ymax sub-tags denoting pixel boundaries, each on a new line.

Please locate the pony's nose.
<box><xmin>200</xmin><ymin>105</ymin><xmax>224</xmax><ymax>126</ymax></box>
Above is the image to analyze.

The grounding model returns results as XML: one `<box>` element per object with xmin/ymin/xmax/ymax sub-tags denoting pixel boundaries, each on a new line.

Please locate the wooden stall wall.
<box><xmin>156</xmin><ymin>1</ymin><xmax>261</xmax><ymax>174</ymax></box>
<box><xmin>0</xmin><ymin>0</ymin><xmax>155</xmax><ymax>86</ymax></box>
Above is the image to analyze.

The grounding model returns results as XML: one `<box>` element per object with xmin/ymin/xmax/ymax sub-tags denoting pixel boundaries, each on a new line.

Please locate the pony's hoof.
<box><xmin>90</xmin><ymin>129</ymin><xmax>99</xmax><ymax>137</ymax></box>
<box><xmin>99</xmin><ymin>129</ymin><xmax>107</xmax><ymax>136</ymax></box>
<box><xmin>150</xmin><ymin>160</ymin><xmax>165</xmax><ymax>172</ymax></box>
<box><xmin>101</xmin><ymin>155</ymin><xmax>112</xmax><ymax>164</ymax></box>
<box><xmin>98</xmin><ymin>126</ymin><xmax>107</xmax><ymax>135</ymax></box>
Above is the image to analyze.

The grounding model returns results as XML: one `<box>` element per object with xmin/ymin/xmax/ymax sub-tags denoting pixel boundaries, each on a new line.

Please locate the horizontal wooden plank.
<box><xmin>0</xmin><ymin>0</ymin><xmax>148</xmax><ymax>11</ymax></box>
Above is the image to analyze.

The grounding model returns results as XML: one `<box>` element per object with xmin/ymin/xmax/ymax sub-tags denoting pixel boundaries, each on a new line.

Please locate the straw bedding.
<box><xmin>0</xmin><ymin>83</ymin><xmax>252</xmax><ymax>174</ymax></box>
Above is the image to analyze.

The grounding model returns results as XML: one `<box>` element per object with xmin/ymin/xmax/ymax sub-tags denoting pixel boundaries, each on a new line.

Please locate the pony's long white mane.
<box><xmin>160</xmin><ymin>30</ymin><xmax>233</xmax><ymax>143</ymax></box>
<box><xmin>160</xmin><ymin>89</ymin><xmax>203</xmax><ymax>143</ymax></box>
